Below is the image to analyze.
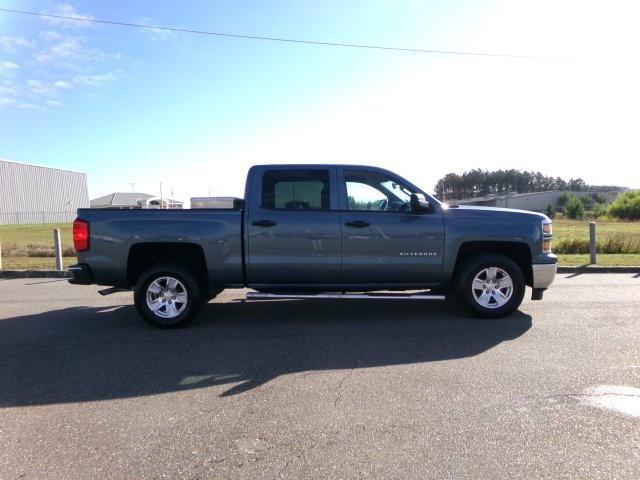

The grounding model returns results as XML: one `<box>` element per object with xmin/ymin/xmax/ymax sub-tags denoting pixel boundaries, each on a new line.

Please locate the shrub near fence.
<box><xmin>608</xmin><ymin>191</ymin><xmax>640</xmax><ymax>220</ymax></box>
<box><xmin>554</xmin><ymin>233</ymin><xmax>640</xmax><ymax>254</ymax></box>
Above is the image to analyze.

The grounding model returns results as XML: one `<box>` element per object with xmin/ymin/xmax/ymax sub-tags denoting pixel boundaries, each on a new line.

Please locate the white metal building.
<box><xmin>456</xmin><ymin>190</ymin><xmax>622</xmax><ymax>212</ymax></box>
<box><xmin>0</xmin><ymin>159</ymin><xmax>89</xmax><ymax>225</ymax></box>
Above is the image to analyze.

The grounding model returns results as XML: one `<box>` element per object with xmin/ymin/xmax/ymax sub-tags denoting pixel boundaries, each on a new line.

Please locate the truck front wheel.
<box><xmin>457</xmin><ymin>254</ymin><xmax>526</xmax><ymax>318</ymax></box>
<box><xmin>134</xmin><ymin>265</ymin><xmax>203</xmax><ymax>328</ymax></box>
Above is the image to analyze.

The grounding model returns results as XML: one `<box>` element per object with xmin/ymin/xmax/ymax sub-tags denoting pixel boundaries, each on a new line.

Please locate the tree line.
<box><xmin>433</xmin><ymin>169</ymin><xmax>624</xmax><ymax>201</ymax></box>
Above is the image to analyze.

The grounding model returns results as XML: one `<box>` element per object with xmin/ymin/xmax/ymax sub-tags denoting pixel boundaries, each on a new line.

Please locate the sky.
<box><xmin>1</xmin><ymin>0</ymin><xmax>639</xmax><ymax>204</ymax></box>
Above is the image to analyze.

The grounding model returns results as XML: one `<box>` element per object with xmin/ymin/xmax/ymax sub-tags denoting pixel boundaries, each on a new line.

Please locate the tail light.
<box><xmin>542</xmin><ymin>221</ymin><xmax>553</xmax><ymax>253</ymax></box>
<box><xmin>73</xmin><ymin>219</ymin><xmax>90</xmax><ymax>252</ymax></box>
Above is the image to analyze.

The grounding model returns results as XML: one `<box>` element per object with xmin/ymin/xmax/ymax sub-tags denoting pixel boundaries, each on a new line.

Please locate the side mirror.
<box><xmin>410</xmin><ymin>193</ymin><xmax>431</xmax><ymax>214</ymax></box>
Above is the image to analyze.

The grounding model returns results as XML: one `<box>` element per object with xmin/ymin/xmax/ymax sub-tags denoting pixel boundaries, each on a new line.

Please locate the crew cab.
<box><xmin>69</xmin><ymin>165</ymin><xmax>557</xmax><ymax>328</ymax></box>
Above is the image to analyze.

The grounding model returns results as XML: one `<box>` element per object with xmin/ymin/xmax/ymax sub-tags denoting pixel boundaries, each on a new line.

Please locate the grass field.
<box><xmin>557</xmin><ymin>254</ymin><xmax>640</xmax><ymax>266</ymax></box>
<box><xmin>0</xmin><ymin>222</ymin><xmax>75</xmax><ymax>270</ymax></box>
<box><xmin>0</xmin><ymin>256</ymin><xmax>76</xmax><ymax>270</ymax></box>
<box><xmin>553</xmin><ymin>218</ymin><xmax>640</xmax><ymax>254</ymax></box>
<box><xmin>1</xmin><ymin>219</ymin><xmax>639</xmax><ymax>270</ymax></box>
<box><xmin>0</xmin><ymin>222</ymin><xmax>73</xmax><ymax>251</ymax></box>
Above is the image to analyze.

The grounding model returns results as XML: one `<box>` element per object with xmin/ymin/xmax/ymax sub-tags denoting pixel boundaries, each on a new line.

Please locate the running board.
<box><xmin>98</xmin><ymin>287</ymin><xmax>129</xmax><ymax>296</ymax></box>
<box><xmin>245</xmin><ymin>291</ymin><xmax>446</xmax><ymax>301</ymax></box>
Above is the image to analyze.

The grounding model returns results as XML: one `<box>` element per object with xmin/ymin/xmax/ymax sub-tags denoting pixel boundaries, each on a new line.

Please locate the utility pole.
<box><xmin>129</xmin><ymin>182</ymin><xmax>135</xmax><ymax>192</ymax></box>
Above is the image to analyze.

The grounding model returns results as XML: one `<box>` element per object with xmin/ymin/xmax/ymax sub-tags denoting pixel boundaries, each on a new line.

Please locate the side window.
<box><xmin>346</xmin><ymin>182</ymin><xmax>387</xmax><ymax>211</ymax></box>
<box><xmin>345</xmin><ymin>170</ymin><xmax>412</xmax><ymax>212</ymax></box>
<box><xmin>261</xmin><ymin>170</ymin><xmax>330</xmax><ymax>211</ymax></box>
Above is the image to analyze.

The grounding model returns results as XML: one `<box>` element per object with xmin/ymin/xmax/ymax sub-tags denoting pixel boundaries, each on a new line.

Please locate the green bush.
<box><xmin>558</xmin><ymin>192</ymin><xmax>572</xmax><ymax>207</ymax></box>
<box><xmin>592</xmin><ymin>203</ymin><xmax>608</xmax><ymax>218</ymax></box>
<box><xmin>608</xmin><ymin>191</ymin><xmax>640</xmax><ymax>220</ymax></box>
<box><xmin>545</xmin><ymin>203</ymin><xmax>556</xmax><ymax>219</ymax></box>
<box><xmin>579</xmin><ymin>195</ymin><xmax>593</xmax><ymax>209</ymax></box>
<box><xmin>565</xmin><ymin>196</ymin><xmax>585</xmax><ymax>219</ymax></box>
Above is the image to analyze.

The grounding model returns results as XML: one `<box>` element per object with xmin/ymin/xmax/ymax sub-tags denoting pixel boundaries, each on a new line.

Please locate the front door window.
<box><xmin>345</xmin><ymin>170</ymin><xmax>412</xmax><ymax>213</ymax></box>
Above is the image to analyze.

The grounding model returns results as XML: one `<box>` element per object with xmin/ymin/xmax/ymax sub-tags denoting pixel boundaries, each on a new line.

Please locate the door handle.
<box><xmin>252</xmin><ymin>219</ymin><xmax>277</xmax><ymax>228</ymax></box>
<box><xmin>345</xmin><ymin>220</ymin><xmax>370</xmax><ymax>228</ymax></box>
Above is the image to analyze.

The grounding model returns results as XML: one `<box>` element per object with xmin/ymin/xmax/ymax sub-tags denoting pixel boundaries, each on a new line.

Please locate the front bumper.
<box><xmin>68</xmin><ymin>264</ymin><xmax>92</xmax><ymax>285</ymax></box>
<box><xmin>532</xmin><ymin>263</ymin><xmax>557</xmax><ymax>289</ymax></box>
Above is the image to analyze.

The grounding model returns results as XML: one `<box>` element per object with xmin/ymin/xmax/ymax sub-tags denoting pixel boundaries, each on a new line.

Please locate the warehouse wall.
<box><xmin>0</xmin><ymin>160</ymin><xmax>89</xmax><ymax>225</ymax></box>
<box><xmin>495</xmin><ymin>191</ymin><xmax>562</xmax><ymax>211</ymax></box>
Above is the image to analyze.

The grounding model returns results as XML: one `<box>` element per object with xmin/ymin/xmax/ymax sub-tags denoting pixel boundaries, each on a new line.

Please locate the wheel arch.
<box><xmin>452</xmin><ymin>241</ymin><xmax>533</xmax><ymax>287</ymax></box>
<box><xmin>127</xmin><ymin>242</ymin><xmax>210</xmax><ymax>289</ymax></box>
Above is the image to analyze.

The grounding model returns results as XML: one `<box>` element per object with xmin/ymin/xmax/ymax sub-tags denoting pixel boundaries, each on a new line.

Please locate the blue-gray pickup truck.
<box><xmin>70</xmin><ymin>164</ymin><xmax>557</xmax><ymax>328</ymax></box>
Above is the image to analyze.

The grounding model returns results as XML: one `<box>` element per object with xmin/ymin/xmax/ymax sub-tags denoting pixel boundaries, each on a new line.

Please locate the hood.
<box><xmin>446</xmin><ymin>204</ymin><xmax>550</xmax><ymax>222</ymax></box>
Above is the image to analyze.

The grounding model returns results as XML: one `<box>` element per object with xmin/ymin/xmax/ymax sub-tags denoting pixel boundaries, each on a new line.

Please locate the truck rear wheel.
<box><xmin>457</xmin><ymin>254</ymin><xmax>525</xmax><ymax>318</ymax></box>
<box><xmin>134</xmin><ymin>265</ymin><xmax>203</xmax><ymax>328</ymax></box>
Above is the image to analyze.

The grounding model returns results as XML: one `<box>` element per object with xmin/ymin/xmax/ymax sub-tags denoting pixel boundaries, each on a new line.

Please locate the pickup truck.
<box><xmin>69</xmin><ymin>164</ymin><xmax>557</xmax><ymax>328</ymax></box>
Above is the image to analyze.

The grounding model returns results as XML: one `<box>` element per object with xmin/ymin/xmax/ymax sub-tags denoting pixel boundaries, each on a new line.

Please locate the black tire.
<box><xmin>456</xmin><ymin>253</ymin><xmax>526</xmax><ymax>318</ymax></box>
<box><xmin>134</xmin><ymin>264</ymin><xmax>203</xmax><ymax>328</ymax></box>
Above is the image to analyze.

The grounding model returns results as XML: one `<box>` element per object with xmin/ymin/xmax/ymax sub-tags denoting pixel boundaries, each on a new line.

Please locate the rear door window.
<box><xmin>261</xmin><ymin>170</ymin><xmax>330</xmax><ymax>211</ymax></box>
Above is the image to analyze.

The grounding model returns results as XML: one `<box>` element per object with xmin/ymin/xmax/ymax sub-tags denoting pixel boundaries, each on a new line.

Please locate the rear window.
<box><xmin>261</xmin><ymin>170</ymin><xmax>330</xmax><ymax>211</ymax></box>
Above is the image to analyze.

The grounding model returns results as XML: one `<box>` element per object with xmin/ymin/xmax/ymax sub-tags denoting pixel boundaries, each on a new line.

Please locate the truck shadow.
<box><xmin>0</xmin><ymin>299</ymin><xmax>531</xmax><ymax>407</ymax></box>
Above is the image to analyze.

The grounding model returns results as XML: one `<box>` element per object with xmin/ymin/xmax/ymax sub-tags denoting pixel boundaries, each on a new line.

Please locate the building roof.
<box><xmin>0</xmin><ymin>158</ymin><xmax>86</xmax><ymax>175</ymax></box>
<box><xmin>90</xmin><ymin>192</ymin><xmax>156</xmax><ymax>207</ymax></box>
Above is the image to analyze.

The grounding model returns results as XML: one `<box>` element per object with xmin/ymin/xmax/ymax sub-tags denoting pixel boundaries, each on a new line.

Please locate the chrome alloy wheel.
<box><xmin>471</xmin><ymin>267</ymin><xmax>514</xmax><ymax>309</ymax></box>
<box><xmin>146</xmin><ymin>276</ymin><xmax>188</xmax><ymax>318</ymax></box>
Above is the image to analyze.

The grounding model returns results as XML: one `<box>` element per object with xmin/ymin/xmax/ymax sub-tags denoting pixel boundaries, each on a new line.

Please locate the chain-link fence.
<box><xmin>0</xmin><ymin>211</ymin><xmax>76</xmax><ymax>225</ymax></box>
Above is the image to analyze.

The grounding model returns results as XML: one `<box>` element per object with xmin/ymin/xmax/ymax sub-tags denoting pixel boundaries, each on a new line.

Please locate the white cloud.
<box><xmin>0</xmin><ymin>36</ymin><xmax>34</xmax><ymax>53</ymax></box>
<box><xmin>54</xmin><ymin>80</ymin><xmax>72</xmax><ymax>89</ymax></box>
<box><xmin>0</xmin><ymin>84</ymin><xmax>19</xmax><ymax>96</ymax></box>
<box><xmin>15</xmin><ymin>102</ymin><xmax>45</xmax><ymax>111</ymax></box>
<box><xmin>45</xmin><ymin>99</ymin><xmax>64</xmax><ymax>107</ymax></box>
<box><xmin>28</xmin><ymin>79</ymin><xmax>73</xmax><ymax>96</ymax></box>
<box><xmin>0</xmin><ymin>61</ymin><xmax>20</xmax><ymax>73</ymax></box>
<box><xmin>41</xmin><ymin>3</ymin><xmax>95</xmax><ymax>29</ymax></box>
<box><xmin>74</xmin><ymin>72</ymin><xmax>117</xmax><ymax>86</ymax></box>
<box><xmin>135</xmin><ymin>18</ymin><xmax>175</xmax><ymax>42</ymax></box>
<box><xmin>0</xmin><ymin>4</ymin><xmax>120</xmax><ymax>112</ymax></box>
<box><xmin>35</xmin><ymin>35</ymin><xmax>84</xmax><ymax>64</ymax></box>
<box><xmin>35</xmin><ymin>31</ymin><xmax>118</xmax><ymax>68</ymax></box>
<box><xmin>40</xmin><ymin>30</ymin><xmax>64</xmax><ymax>42</ymax></box>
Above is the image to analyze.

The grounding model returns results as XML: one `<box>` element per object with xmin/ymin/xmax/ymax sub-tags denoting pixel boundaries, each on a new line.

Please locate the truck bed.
<box><xmin>75</xmin><ymin>208</ymin><xmax>244</xmax><ymax>288</ymax></box>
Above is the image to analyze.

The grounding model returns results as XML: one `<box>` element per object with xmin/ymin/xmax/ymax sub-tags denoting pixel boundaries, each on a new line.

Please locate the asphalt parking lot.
<box><xmin>1</xmin><ymin>274</ymin><xmax>639</xmax><ymax>479</ymax></box>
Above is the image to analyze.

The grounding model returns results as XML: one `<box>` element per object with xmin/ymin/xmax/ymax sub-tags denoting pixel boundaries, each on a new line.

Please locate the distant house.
<box><xmin>455</xmin><ymin>190</ymin><xmax>621</xmax><ymax>212</ymax></box>
<box><xmin>90</xmin><ymin>192</ymin><xmax>183</xmax><ymax>209</ymax></box>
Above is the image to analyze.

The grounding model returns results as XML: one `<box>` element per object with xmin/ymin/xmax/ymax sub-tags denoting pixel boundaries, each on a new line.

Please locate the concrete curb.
<box><xmin>0</xmin><ymin>270</ymin><xmax>72</xmax><ymax>279</ymax></box>
<box><xmin>557</xmin><ymin>266</ymin><xmax>640</xmax><ymax>274</ymax></box>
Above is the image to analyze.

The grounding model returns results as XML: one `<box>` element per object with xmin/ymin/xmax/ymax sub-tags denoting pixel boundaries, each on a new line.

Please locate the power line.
<box><xmin>0</xmin><ymin>7</ymin><xmax>551</xmax><ymax>60</ymax></box>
